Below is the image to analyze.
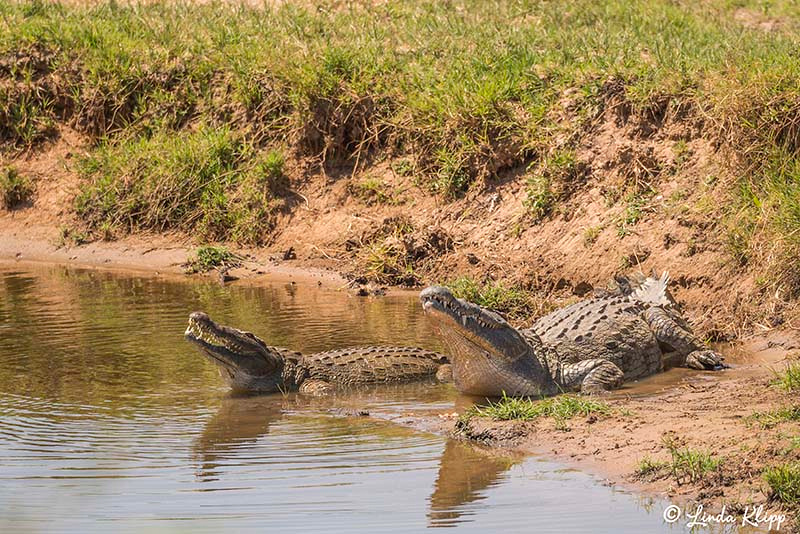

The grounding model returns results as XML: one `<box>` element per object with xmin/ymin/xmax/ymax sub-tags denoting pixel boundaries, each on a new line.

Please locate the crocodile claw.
<box><xmin>686</xmin><ymin>350</ymin><xmax>727</xmax><ymax>371</ymax></box>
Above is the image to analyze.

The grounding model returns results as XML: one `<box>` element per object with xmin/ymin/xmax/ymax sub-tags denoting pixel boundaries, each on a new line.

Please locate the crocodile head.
<box><xmin>184</xmin><ymin>312</ymin><xmax>290</xmax><ymax>393</ymax></box>
<box><xmin>420</xmin><ymin>286</ymin><xmax>556</xmax><ymax>397</ymax></box>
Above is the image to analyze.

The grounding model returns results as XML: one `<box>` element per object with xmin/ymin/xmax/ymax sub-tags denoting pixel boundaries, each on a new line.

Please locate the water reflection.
<box><xmin>0</xmin><ymin>263</ymin><xmax>739</xmax><ymax>532</ymax></box>
<box><xmin>428</xmin><ymin>441</ymin><xmax>519</xmax><ymax>527</ymax></box>
<box><xmin>193</xmin><ymin>395</ymin><xmax>284</xmax><ymax>482</ymax></box>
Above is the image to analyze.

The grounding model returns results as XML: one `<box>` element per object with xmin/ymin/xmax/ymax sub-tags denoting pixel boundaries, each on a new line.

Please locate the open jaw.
<box><xmin>184</xmin><ymin>312</ymin><xmax>284</xmax><ymax>388</ymax></box>
<box><xmin>419</xmin><ymin>286</ymin><xmax>526</xmax><ymax>359</ymax></box>
<box><xmin>419</xmin><ymin>286</ymin><xmax>553</xmax><ymax>397</ymax></box>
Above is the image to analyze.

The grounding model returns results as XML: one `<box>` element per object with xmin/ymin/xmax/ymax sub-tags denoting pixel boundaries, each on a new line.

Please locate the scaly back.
<box><xmin>531</xmin><ymin>272</ymin><xmax>671</xmax><ymax>344</ymax></box>
<box><xmin>303</xmin><ymin>346</ymin><xmax>448</xmax><ymax>385</ymax></box>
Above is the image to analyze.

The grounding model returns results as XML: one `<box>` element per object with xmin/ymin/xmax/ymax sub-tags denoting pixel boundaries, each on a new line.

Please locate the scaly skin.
<box><xmin>525</xmin><ymin>273</ymin><xmax>725</xmax><ymax>379</ymax></box>
<box><xmin>421</xmin><ymin>273</ymin><xmax>725</xmax><ymax>397</ymax></box>
<box><xmin>185</xmin><ymin>312</ymin><xmax>449</xmax><ymax>395</ymax></box>
<box><xmin>420</xmin><ymin>287</ymin><xmax>624</xmax><ymax>396</ymax></box>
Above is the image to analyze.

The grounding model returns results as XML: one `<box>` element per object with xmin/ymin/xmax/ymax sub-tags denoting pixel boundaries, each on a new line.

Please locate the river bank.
<box><xmin>2</xmin><ymin>238</ymin><xmax>798</xmax><ymax>530</ymax></box>
<box><xmin>384</xmin><ymin>332</ymin><xmax>800</xmax><ymax>531</ymax></box>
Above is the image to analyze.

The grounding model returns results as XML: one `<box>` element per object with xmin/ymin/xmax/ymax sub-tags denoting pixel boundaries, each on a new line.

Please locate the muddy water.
<box><xmin>0</xmin><ymin>264</ymin><xmax>742</xmax><ymax>532</ymax></box>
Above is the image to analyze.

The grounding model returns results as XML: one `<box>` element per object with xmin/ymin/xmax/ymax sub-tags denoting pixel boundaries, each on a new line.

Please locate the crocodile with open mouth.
<box><xmin>185</xmin><ymin>312</ymin><xmax>450</xmax><ymax>394</ymax></box>
<box><xmin>420</xmin><ymin>273</ymin><xmax>724</xmax><ymax>397</ymax></box>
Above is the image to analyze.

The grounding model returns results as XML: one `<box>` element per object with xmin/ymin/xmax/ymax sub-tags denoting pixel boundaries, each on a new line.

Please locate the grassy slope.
<box><xmin>2</xmin><ymin>0</ymin><xmax>800</xmax><ymax>299</ymax></box>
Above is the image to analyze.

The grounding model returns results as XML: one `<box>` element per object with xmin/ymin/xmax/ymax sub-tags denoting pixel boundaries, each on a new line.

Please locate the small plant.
<box><xmin>662</xmin><ymin>436</ymin><xmax>721</xmax><ymax>484</ymax></box>
<box><xmin>362</xmin><ymin>240</ymin><xmax>418</xmax><ymax>286</ymax></box>
<box><xmin>0</xmin><ymin>167</ymin><xmax>34</xmax><ymax>209</ymax></box>
<box><xmin>616</xmin><ymin>191</ymin><xmax>653</xmax><ymax>237</ymax></box>
<box><xmin>260</xmin><ymin>149</ymin><xmax>285</xmax><ymax>185</ymax></box>
<box><xmin>763</xmin><ymin>462</ymin><xmax>800</xmax><ymax>504</ymax></box>
<box><xmin>447</xmin><ymin>277</ymin><xmax>545</xmax><ymax>320</ymax></box>
<box><xmin>390</xmin><ymin>159</ymin><xmax>414</xmax><ymax>177</ymax></box>
<box><xmin>185</xmin><ymin>245</ymin><xmax>242</xmax><ymax>273</ymax></box>
<box><xmin>525</xmin><ymin>174</ymin><xmax>555</xmax><ymax>221</ymax></box>
<box><xmin>636</xmin><ymin>456</ymin><xmax>669</xmax><ymax>477</ymax></box>
<box><xmin>97</xmin><ymin>221</ymin><xmax>115</xmax><ymax>241</ymax></box>
<box><xmin>748</xmin><ymin>406</ymin><xmax>800</xmax><ymax>429</ymax></box>
<box><xmin>583</xmin><ymin>226</ymin><xmax>601</xmax><ymax>247</ymax></box>
<box><xmin>431</xmin><ymin>148</ymin><xmax>471</xmax><ymax>198</ymax></box>
<box><xmin>673</xmin><ymin>140</ymin><xmax>690</xmax><ymax>168</ymax></box>
<box><xmin>524</xmin><ymin>150</ymin><xmax>581</xmax><ymax>221</ymax></box>
<box><xmin>471</xmin><ymin>393</ymin><xmax>611</xmax><ymax>424</ymax></box>
<box><xmin>773</xmin><ymin>362</ymin><xmax>800</xmax><ymax>391</ymax></box>
<box><xmin>55</xmin><ymin>226</ymin><xmax>90</xmax><ymax>248</ymax></box>
<box><xmin>349</xmin><ymin>176</ymin><xmax>398</xmax><ymax>205</ymax></box>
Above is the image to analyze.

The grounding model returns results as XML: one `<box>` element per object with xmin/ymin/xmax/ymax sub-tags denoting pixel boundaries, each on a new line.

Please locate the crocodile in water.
<box><xmin>185</xmin><ymin>312</ymin><xmax>450</xmax><ymax>395</ymax></box>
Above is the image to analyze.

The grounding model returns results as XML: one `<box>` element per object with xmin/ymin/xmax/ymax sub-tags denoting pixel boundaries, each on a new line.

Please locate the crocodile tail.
<box><xmin>631</xmin><ymin>271</ymin><xmax>672</xmax><ymax>306</ymax></box>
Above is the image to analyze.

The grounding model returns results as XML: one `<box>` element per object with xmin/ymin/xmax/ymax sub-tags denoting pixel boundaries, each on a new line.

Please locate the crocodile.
<box><xmin>419</xmin><ymin>287</ymin><xmax>625</xmax><ymax>396</ymax></box>
<box><xmin>420</xmin><ymin>273</ymin><xmax>724</xmax><ymax>397</ymax></box>
<box><xmin>524</xmin><ymin>273</ymin><xmax>724</xmax><ymax>380</ymax></box>
<box><xmin>184</xmin><ymin>312</ymin><xmax>450</xmax><ymax>394</ymax></box>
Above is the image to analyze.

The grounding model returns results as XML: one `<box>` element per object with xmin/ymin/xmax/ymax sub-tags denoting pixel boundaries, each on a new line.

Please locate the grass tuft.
<box><xmin>446</xmin><ymin>277</ymin><xmax>549</xmax><ymax>321</ymax></box>
<box><xmin>635</xmin><ymin>456</ymin><xmax>669</xmax><ymax>478</ymax></box>
<box><xmin>471</xmin><ymin>393</ymin><xmax>611</xmax><ymax>423</ymax></box>
<box><xmin>185</xmin><ymin>245</ymin><xmax>242</xmax><ymax>273</ymax></box>
<box><xmin>661</xmin><ymin>436</ymin><xmax>721</xmax><ymax>484</ymax></box>
<box><xmin>0</xmin><ymin>166</ymin><xmax>34</xmax><ymax>209</ymax></box>
<box><xmin>749</xmin><ymin>405</ymin><xmax>800</xmax><ymax>429</ymax></box>
<box><xmin>524</xmin><ymin>150</ymin><xmax>582</xmax><ymax>221</ymax></box>
<box><xmin>763</xmin><ymin>462</ymin><xmax>800</xmax><ymax>504</ymax></box>
<box><xmin>773</xmin><ymin>361</ymin><xmax>800</xmax><ymax>391</ymax></box>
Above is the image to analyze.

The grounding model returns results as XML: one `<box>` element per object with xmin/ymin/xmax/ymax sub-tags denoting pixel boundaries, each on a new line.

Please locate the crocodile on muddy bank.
<box><xmin>420</xmin><ymin>273</ymin><xmax>726</xmax><ymax>397</ymax></box>
<box><xmin>184</xmin><ymin>312</ymin><xmax>451</xmax><ymax>394</ymax></box>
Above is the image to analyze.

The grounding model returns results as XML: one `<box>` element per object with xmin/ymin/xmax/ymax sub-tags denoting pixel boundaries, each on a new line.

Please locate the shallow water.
<box><xmin>0</xmin><ymin>263</ymin><xmax>759</xmax><ymax>532</ymax></box>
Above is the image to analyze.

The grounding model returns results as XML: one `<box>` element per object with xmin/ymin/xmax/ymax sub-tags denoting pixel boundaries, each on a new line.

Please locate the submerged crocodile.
<box><xmin>420</xmin><ymin>273</ymin><xmax>724</xmax><ymax>397</ymax></box>
<box><xmin>184</xmin><ymin>312</ymin><xmax>450</xmax><ymax>394</ymax></box>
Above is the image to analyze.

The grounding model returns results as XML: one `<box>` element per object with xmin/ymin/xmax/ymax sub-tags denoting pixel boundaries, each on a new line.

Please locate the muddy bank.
<box><xmin>0</xmin><ymin>216</ymin><xmax>346</xmax><ymax>288</ymax></box>
<box><xmin>380</xmin><ymin>332</ymin><xmax>800</xmax><ymax>529</ymax></box>
<box><xmin>2</xmin><ymin>220</ymin><xmax>799</xmax><ymax>529</ymax></box>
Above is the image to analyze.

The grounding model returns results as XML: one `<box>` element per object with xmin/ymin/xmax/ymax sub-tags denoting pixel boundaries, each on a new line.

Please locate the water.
<box><xmin>0</xmin><ymin>263</ymin><xmax>743</xmax><ymax>532</ymax></box>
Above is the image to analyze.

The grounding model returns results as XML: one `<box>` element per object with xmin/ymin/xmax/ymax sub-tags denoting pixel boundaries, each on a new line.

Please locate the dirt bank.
<box><xmin>380</xmin><ymin>332</ymin><xmax>800</xmax><ymax>530</ymax></box>
<box><xmin>2</xmin><ymin>117</ymin><xmax>793</xmax><ymax>336</ymax></box>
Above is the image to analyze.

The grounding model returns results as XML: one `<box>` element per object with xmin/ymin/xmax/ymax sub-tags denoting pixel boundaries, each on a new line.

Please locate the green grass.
<box><xmin>361</xmin><ymin>240</ymin><xmax>419</xmax><ymax>286</ymax></box>
<box><xmin>470</xmin><ymin>393</ymin><xmax>611</xmax><ymax>422</ymax></box>
<box><xmin>749</xmin><ymin>405</ymin><xmax>800</xmax><ymax>429</ymax></box>
<box><xmin>764</xmin><ymin>462</ymin><xmax>800</xmax><ymax>504</ymax></box>
<box><xmin>75</xmin><ymin>128</ymin><xmax>286</xmax><ymax>243</ymax></box>
<box><xmin>185</xmin><ymin>245</ymin><xmax>241</xmax><ymax>273</ymax></box>
<box><xmin>635</xmin><ymin>438</ymin><xmax>722</xmax><ymax>483</ymax></box>
<box><xmin>616</xmin><ymin>190</ymin><xmax>655</xmax><ymax>237</ymax></box>
<box><xmin>446</xmin><ymin>277</ymin><xmax>547</xmax><ymax>321</ymax></box>
<box><xmin>524</xmin><ymin>149</ymin><xmax>581</xmax><ymax>221</ymax></box>
<box><xmin>0</xmin><ymin>166</ymin><xmax>33</xmax><ymax>209</ymax></box>
<box><xmin>349</xmin><ymin>176</ymin><xmax>402</xmax><ymax>206</ymax></box>
<box><xmin>635</xmin><ymin>456</ymin><xmax>669</xmax><ymax>477</ymax></box>
<box><xmin>662</xmin><ymin>436</ymin><xmax>722</xmax><ymax>484</ymax></box>
<box><xmin>773</xmin><ymin>361</ymin><xmax>800</xmax><ymax>391</ymax></box>
<box><xmin>1</xmin><ymin>0</ymin><xmax>800</xmax><ymax>276</ymax></box>
<box><xmin>583</xmin><ymin>225</ymin><xmax>602</xmax><ymax>247</ymax></box>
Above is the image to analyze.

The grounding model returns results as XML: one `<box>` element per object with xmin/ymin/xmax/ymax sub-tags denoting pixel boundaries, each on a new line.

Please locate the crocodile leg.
<box><xmin>642</xmin><ymin>307</ymin><xmax>725</xmax><ymax>370</ymax></box>
<box><xmin>559</xmin><ymin>359</ymin><xmax>625</xmax><ymax>394</ymax></box>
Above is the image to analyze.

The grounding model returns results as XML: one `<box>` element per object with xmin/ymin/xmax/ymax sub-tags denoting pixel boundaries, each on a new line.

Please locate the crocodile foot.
<box><xmin>686</xmin><ymin>349</ymin><xmax>727</xmax><ymax>371</ymax></box>
<box><xmin>581</xmin><ymin>360</ymin><xmax>625</xmax><ymax>394</ymax></box>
